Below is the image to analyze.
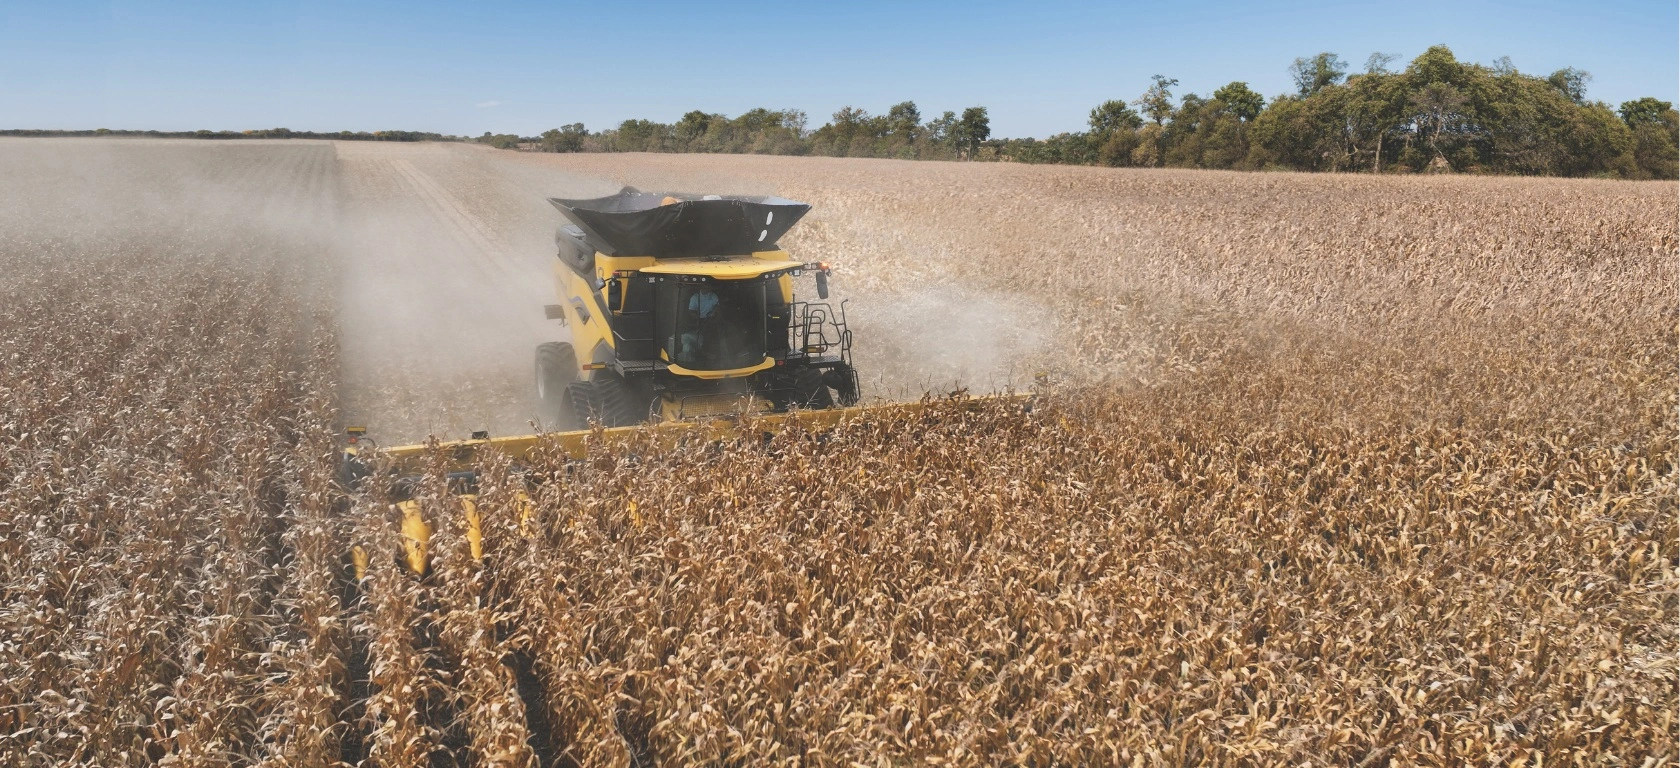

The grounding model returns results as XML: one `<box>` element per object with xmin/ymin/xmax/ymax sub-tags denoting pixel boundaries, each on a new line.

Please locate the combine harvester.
<box><xmin>345</xmin><ymin>187</ymin><xmax>1029</xmax><ymax>574</ymax></box>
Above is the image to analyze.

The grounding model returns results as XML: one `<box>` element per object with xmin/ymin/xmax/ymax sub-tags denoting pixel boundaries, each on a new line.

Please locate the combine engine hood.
<box><xmin>549</xmin><ymin>186</ymin><xmax>811</xmax><ymax>257</ymax></box>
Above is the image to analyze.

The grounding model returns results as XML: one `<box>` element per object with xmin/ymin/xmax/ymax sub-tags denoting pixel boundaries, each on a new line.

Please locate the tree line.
<box><xmin>489</xmin><ymin>104</ymin><xmax>999</xmax><ymax>160</ymax></box>
<box><xmin>501</xmin><ymin>46</ymin><xmax>1675</xmax><ymax>179</ymax></box>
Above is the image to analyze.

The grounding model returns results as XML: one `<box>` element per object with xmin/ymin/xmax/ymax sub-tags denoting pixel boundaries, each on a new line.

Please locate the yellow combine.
<box><xmin>345</xmin><ymin>187</ymin><xmax>1026</xmax><ymax>574</ymax></box>
<box><xmin>535</xmin><ymin>188</ymin><xmax>859</xmax><ymax>425</ymax></box>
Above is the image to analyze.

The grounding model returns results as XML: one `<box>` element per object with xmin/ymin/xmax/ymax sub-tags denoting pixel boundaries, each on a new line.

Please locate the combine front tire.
<box><xmin>823</xmin><ymin>363</ymin><xmax>861</xmax><ymax>406</ymax></box>
<box><xmin>590</xmin><ymin>371</ymin><xmax>643</xmax><ymax>427</ymax></box>
<box><xmin>791</xmin><ymin>368</ymin><xmax>836</xmax><ymax>409</ymax></box>
<box><xmin>563</xmin><ymin>380</ymin><xmax>596</xmax><ymax>427</ymax></box>
<box><xmin>566</xmin><ymin>371</ymin><xmax>644</xmax><ymax>428</ymax></box>
<box><xmin>536</xmin><ymin>342</ymin><xmax>579</xmax><ymax>430</ymax></box>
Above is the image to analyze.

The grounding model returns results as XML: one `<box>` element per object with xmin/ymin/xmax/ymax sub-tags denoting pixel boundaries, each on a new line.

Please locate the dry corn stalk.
<box><xmin>0</xmin><ymin>140</ymin><xmax>1672</xmax><ymax>766</ymax></box>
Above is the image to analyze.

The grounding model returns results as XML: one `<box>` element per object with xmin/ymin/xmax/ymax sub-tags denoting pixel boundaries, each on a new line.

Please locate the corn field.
<box><xmin>0</xmin><ymin>140</ymin><xmax>1673</xmax><ymax>766</ymax></box>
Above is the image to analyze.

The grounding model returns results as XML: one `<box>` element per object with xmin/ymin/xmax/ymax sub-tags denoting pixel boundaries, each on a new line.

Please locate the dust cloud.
<box><xmin>1</xmin><ymin>139</ymin><xmax>1057</xmax><ymax>446</ymax></box>
<box><xmin>0</xmin><ymin>138</ymin><xmax>341</xmax><ymax>342</ymax></box>
<box><xmin>845</xmin><ymin>285</ymin><xmax>1050</xmax><ymax>399</ymax></box>
<box><xmin>331</xmin><ymin>143</ymin><xmax>608</xmax><ymax>443</ymax></box>
<box><xmin>331</xmin><ymin>145</ymin><xmax>1052</xmax><ymax>439</ymax></box>
<box><xmin>481</xmin><ymin>152</ymin><xmax>1062</xmax><ymax>401</ymax></box>
<box><xmin>0</xmin><ymin>138</ymin><xmax>337</xmax><ymax>254</ymax></box>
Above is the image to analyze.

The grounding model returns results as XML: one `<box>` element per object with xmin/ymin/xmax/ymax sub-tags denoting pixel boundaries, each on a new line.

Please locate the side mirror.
<box><xmin>815</xmin><ymin>270</ymin><xmax>829</xmax><ymax>300</ymax></box>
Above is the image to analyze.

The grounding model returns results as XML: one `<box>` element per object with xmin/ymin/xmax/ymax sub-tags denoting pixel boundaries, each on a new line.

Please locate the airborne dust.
<box><xmin>329</xmin><ymin>142</ymin><xmax>1051</xmax><ymax>443</ymax></box>
<box><xmin>0</xmin><ymin>139</ymin><xmax>1049</xmax><ymax>445</ymax></box>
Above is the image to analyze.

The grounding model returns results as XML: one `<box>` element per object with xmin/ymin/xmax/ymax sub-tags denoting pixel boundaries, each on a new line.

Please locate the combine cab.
<box><xmin>537</xmin><ymin>187</ymin><xmax>858</xmax><ymax>426</ymax></box>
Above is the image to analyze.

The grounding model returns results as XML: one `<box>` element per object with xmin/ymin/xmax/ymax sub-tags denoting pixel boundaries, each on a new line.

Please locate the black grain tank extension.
<box><xmin>548</xmin><ymin>187</ymin><xmax>811</xmax><ymax>257</ymax></box>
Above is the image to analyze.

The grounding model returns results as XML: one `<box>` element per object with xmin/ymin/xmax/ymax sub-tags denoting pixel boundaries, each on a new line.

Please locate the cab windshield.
<box><xmin>657</xmin><ymin>279</ymin><xmax>767</xmax><ymax>371</ymax></box>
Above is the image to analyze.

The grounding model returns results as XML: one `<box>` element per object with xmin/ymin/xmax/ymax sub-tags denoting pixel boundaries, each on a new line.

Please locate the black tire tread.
<box><xmin>564</xmin><ymin>380</ymin><xmax>596</xmax><ymax>427</ymax></box>
<box><xmin>591</xmin><ymin>371</ymin><xmax>642</xmax><ymax>427</ymax></box>
<box><xmin>536</xmin><ymin>342</ymin><xmax>579</xmax><ymax>429</ymax></box>
<box><xmin>822</xmin><ymin>363</ymin><xmax>860</xmax><ymax>407</ymax></box>
<box><xmin>566</xmin><ymin>371</ymin><xmax>644</xmax><ymax>428</ymax></box>
<box><xmin>791</xmin><ymin>367</ymin><xmax>836</xmax><ymax>410</ymax></box>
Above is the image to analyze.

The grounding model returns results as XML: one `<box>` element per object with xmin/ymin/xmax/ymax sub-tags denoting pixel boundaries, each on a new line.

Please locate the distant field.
<box><xmin>0</xmin><ymin>139</ymin><xmax>1673</xmax><ymax>765</ymax></box>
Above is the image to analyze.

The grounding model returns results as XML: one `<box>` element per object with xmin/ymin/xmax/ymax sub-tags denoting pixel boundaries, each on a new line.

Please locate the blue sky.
<box><xmin>1</xmin><ymin>1</ymin><xmax>1674</xmax><ymax>138</ymax></box>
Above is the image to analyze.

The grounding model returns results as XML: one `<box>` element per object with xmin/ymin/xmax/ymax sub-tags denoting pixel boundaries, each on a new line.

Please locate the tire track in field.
<box><xmin>383</xmin><ymin>156</ymin><xmax>526</xmax><ymax>301</ymax></box>
<box><xmin>333</xmin><ymin>143</ymin><xmax>560</xmax><ymax>443</ymax></box>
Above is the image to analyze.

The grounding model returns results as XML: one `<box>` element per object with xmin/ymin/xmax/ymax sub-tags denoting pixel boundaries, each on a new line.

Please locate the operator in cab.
<box><xmin>680</xmin><ymin>286</ymin><xmax>719</xmax><ymax>360</ymax></box>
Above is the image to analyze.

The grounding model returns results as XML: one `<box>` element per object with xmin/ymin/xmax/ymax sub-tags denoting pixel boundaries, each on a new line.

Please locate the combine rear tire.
<box><xmin>536</xmin><ymin>342</ymin><xmax>579</xmax><ymax>430</ymax></box>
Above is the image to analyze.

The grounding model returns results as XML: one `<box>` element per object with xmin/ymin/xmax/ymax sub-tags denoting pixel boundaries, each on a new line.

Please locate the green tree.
<box><xmin>782</xmin><ymin>109</ymin><xmax>809</xmax><ymax>137</ymax></box>
<box><xmin>614</xmin><ymin>119</ymin><xmax>662</xmax><ymax>152</ymax></box>
<box><xmin>881</xmin><ymin>101</ymin><xmax>923</xmax><ymax>157</ymax></box>
<box><xmin>1095</xmin><ymin>131</ymin><xmax>1137</xmax><ymax>166</ymax></box>
<box><xmin>886</xmin><ymin>101</ymin><xmax>921</xmax><ymax>138</ymax></box>
<box><xmin>1131</xmin><ymin>123</ymin><xmax>1164</xmax><ymax>166</ymax></box>
<box><xmin>1290</xmin><ymin>52</ymin><xmax>1347</xmax><ymax>95</ymax></box>
<box><xmin>1473</xmin><ymin>69</ymin><xmax>1572</xmax><ymax>174</ymax></box>
<box><xmin>1410</xmin><ymin>81</ymin><xmax>1472</xmax><ymax>166</ymax></box>
<box><xmin>1088</xmin><ymin>100</ymin><xmax>1143</xmax><ymax>134</ymax></box>
<box><xmin>1158</xmin><ymin>93</ymin><xmax>1241</xmax><ymax>169</ymax></box>
<box><xmin>1616</xmin><ymin>97</ymin><xmax>1679</xmax><ymax>180</ymax></box>
<box><xmin>1619</xmin><ymin>97</ymin><xmax>1673</xmax><ymax>125</ymax></box>
<box><xmin>1162</xmin><ymin>93</ymin><xmax>1208</xmax><ymax>166</ymax></box>
<box><xmin>1201</xmin><ymin>82</ymin><xmax>1265</xmax><ymax>167</ymax></box>
<box><xmin>923</xmin><ymin>111</ymin><xmax>958</xmax><ymax>158</ymax></box>
<box><xmin>478</xmin><ymin>131</ymin><xmax>521</xmax><ymax>149</ymax></box>
<box><xmin>1212</xmin><ymin>82</ymin><xmax>1264</xmax><ymax>122</ymax></box>
<box><xmin>821</xmin><ymin>106</ymin><xmax>870</xmax><ymax>156</ymax></box>
<box><xmin>1393</xmin><ymin>46</ymin><xmax>1481</xmax><ymax>171</ymax></box>
<box><xmin>924</xmin><ymin>111</ymin><xmax>955</xmax><ymax>141</ymax></box>
<box><xmin>997</xmin><ymin>133</ymin><xmax>1099</xmax><ymax>165</ymax></box>
<box><xmin>953</xmin><ymin>106</ymin><xmax>991</xmax><ymax>159</ymax></box>
<box><xmin>1365</xmin><ymin>52</ymin><xmax>1400</xmax><ymax>75</ymax></box>
<box><xmin>1087</xmin><ymin>100</ymin><xmax>1142</xmax><ymax>167</ymax></box>
<box><xmin>1408</xmin><ymin>45</ymin><xmax>1468</xmax><ymax>85</ymax></box>
<box><xmin>1133</xmin><ymin>75</ymin><xmax>1179</xmax><ymax>125</ymax></box>
<box><xmin>1547</xmin><ymin>67</ymin><xmax>1592</xmax><ymax>105</ymax></box>
<box><xmin>1342</xmin><ymin>72</ymin><xmax>1407</xmax><ymax>171</ymax></box>
<box><xmin>539</xmin><ymin>123</ymin><xmax>587</xmax><ymax>152</ymax></box>
<box><xmin>1189</xmin><ymin>84</ymin><xmax>1263</xmax><ymax>168</ymax></box>
<box><xmin>1553</xmin><ymin>101</ymin><xmax>1635</xmax><ymax>176</ymax></box>
<box><xmin>1199</xmin><ymin>111</ymin><xmax>1247</xmax><ymax>168</ymax></box>
<box><xmin>1629</xmin><ymin>113</ymin><xmax>1679</xmax><ymax>180</ymax></box>
<box><xmin>675</xmin><ymin>111</ymin><xmax>712</xmax><ymax>145</ymax></box>
<box><xmin>1246</xmin><ymin>96</ymin><xmax>1314</xmax><ymax>168</ymax></box>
